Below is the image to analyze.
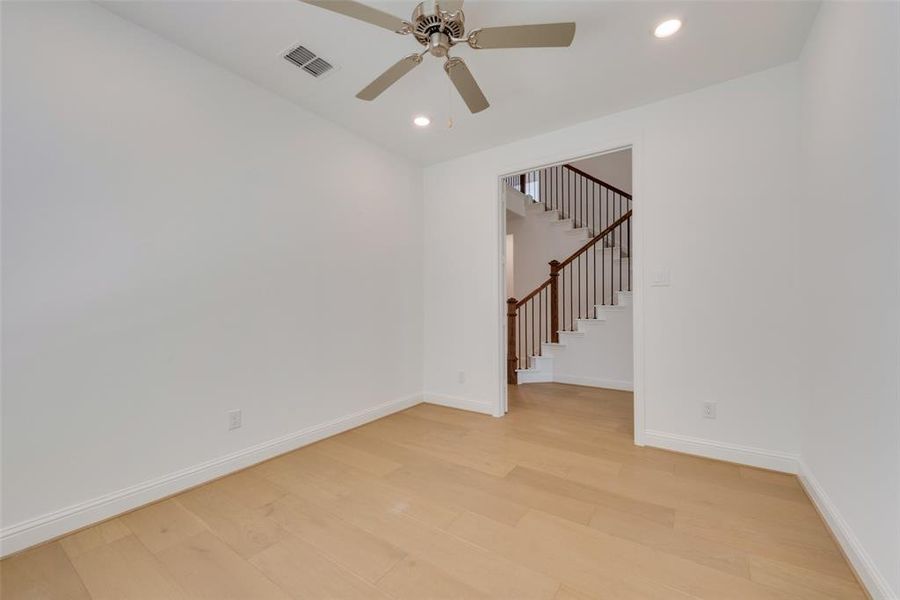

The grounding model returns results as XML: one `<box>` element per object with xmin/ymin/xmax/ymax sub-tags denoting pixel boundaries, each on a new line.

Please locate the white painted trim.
<box><xmin>643</xmin><ymin>429</ymin><xmax>800</xmax><ymax>474</ymax></box>
<box><xmin>423</xmin><ymin>392</ymin><xmax>496</xmax><ymax>416</ymax></box>
<box><xmin>497</xmin><ymin>175</ymin><xmax>510</xmax><ymax>416</ymax></box>
<box><xmin>494</xmin><ymin>135</ymin><xmax>645</xmax><ymax>442</ymax></box>
<box><xmin>553</xmin><ymin>375</ymin><xmax>634</xmax><ymax>391</ymax></box>
<box><xmin>628</xmin><ymin>136</ymin><xmax>646</xmax><ymax>446</ymax></box>
<box><xmin>0</xmin><ymin>393</ymin><xmax>422</xmax><ymax>558</ymax></box>
<box><xmin>798</xmin><ymin>460</ymin><xmax>898</xmax><ymax>600</ymax></box>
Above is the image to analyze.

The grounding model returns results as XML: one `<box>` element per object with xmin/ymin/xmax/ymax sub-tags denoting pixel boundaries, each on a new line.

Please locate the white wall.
<box><xmin>569</xmin><ymin>149</ymin><xmax>633</xmax><ymax>195</ymax></box>
<box><xmin>424</xmin><ymin>63</ymin><xmax>802</xmax><ymax>465</ymax></box>
<box><xmin>795</xmin><ymin>2</ymin><xmax>900</xmax><ymax>597</ymax></box>
<box><xmin>505</xmin><ymin>199</ymin><xmax>591</xmax><ymax>300</ymax></box>
<box><xmin>1</xmin><ymin>1</ymin><xmax>423</xmax><ymax>554</ymax></box>
<box><xmin>550</xmin><ymin>298</ymin><xmax>634</xmax><ymax>391</ymax></box>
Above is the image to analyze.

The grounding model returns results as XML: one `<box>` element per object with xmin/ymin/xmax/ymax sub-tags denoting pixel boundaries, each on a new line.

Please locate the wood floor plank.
<box><xmin>206</xmin><ymin>469</ymin><xmax>289</xmax><ymax>509</ymax></box>
<box><xmin>120</xmin><ymin>498</ymin><xmax>207</xmax><ymax>554</ymax></box>
<box><xmin>262</xmin><ymin>493</ymin><xmax>406</xmax><ymax>583</ymax></box>
<box><xmin>308</xmin><ymin>437</ymin><xmax>404</xmax><ymax>477</ymax></box>
<box><xmin>59</xmin><ymin>519</ymin><xmax>131</xmax><ymax>560</ymax></box>
<box><xmin>0</xmin><ymin>384</ymin><xmax>868</xmax><ymax>600</ymax></box>
<box><xmin>338</xmin><ymin>430</ymin><xmax>531</xmax><ymax>527</ymax></box>
<box><xmin>375</xmin><ymin>555</ymin><xmax>490</xmax><ymax>600</ymax></box>
<box><xmin>739</xmin><ymin>466</ymin><xmax>802</xmax><ymax>489</ymax></box>
<box><xmin>249</xmin><ymin>533</ymin><xmax>393</xmax><ymax>599</ymax></box>
<box><xmin>155</xmin><ymin>530</ymin><xmax>290</xmax><ymax>599</ymax></box>
<box><xmin>259</xmin><ymin>444</ymin><xmax>462</xmax><ymax>529</ymax></box>
<box><xmin>588</xmin><ymin>504</ymin><xmax>750</xmax><ymax>578</ymax></box>
<box><xmin>505</xmin><ymin>465</ymin><xmax>676</xmax><ymax>527</ymax></box>
<box><xmin>674</xmin><ymin>510</ymin><xmax>858</xmax><ymax>582</ymax></box>
<box><xmin>0</xmin><ymin>542</ymin><xmax>90</xmax><ymax>600</ymax></box>
<box><xmin>445</xmin><ymin>511</ymin><xmax>698</xmax><ymax>600</ymax></box>
<box><xmin>553</xmin><ymin>585</ymin><xmax>595</xmax><ymax>600</ymax></box>
<box><xmin>747</xmin><ymin>555</ymin><xmax>867</xmax><ymax>600</ymax></box>
<box><xmin>362</xmin><ymin>413</ymin><xmax>518</xmax><ymax>477</ymax></box>
<box><xmin>448</xmin><ymin>510</ymin><xmax>793</xmax><ymax>600</ymax></box>
<box><xmin>175</xmin><ymin>483</ymin><xmax>290</xmax><ymax>559</ymax></box>
<box><xmin>273</xmin><ymin>470</ymin><xmax>560</xmax><ymax>600</ymax></box>
<box><xmin>68</xmin><ymin>535</ymin><xmax>187</xmax><ymax>599</ymax></box>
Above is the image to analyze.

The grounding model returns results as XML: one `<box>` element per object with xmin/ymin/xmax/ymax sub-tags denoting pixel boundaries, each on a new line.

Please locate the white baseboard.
<box><xmin>553</xmin><ymin>374</ymin><xmax>634</xmax><ymax>391</ymax></box>
<box><xmin>643</xmin><ymin>429</ymin><xmax>800</xmax><ymax>473</ymax></box>
<box><xmin>798</xmin><ymin>460</ymin><xmax>897</xmax><ymax>600</ymax></box>
<box><xmin>422</xmin><ymin>392</ymin><xmax>495</xmax><ymax>416</ymax></box>
<box><xmin>0</xmin><ymin>393</ymin><xmax>422</xmax><ymax>558</ymax></box>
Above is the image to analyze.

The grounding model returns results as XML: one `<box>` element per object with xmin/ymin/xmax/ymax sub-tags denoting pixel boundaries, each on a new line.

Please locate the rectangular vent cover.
<box><xmin>284</xmin><ymin>44</ymin><xmax>333</xmax><ymax>78</ymax></box>
<box><xmin>302</xmin><ymin>57</ymin><xmax>333</xmax><ymax>77</ymax></box>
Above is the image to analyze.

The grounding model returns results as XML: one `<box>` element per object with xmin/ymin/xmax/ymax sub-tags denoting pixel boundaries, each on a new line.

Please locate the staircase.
<box><xmin>506</xmin><ymin>164</ymin><xmax>633</xmax><ymax>387</ymax></box>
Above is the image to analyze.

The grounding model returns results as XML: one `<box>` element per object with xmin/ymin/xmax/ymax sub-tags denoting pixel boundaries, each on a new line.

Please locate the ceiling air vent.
<box><xmin>284</xmin><ymin>44</ymin><xmax>334</xmax><ymax>78</ymax></box>
<box><xmin>302</xmin><ymin>57</ymin><xmax>333</xmax><ymax>77</ymax></box>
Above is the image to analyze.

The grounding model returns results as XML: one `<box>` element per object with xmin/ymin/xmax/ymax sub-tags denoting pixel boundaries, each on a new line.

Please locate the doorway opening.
<box><xmin>501</xmin><ymin>148</ymin><xmax>635</xmax><ymax>419</ymax></box>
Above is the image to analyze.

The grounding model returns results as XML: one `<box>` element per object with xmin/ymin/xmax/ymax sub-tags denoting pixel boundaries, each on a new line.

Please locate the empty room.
<box><xmin>2</xmin><ymin>1</ymin><xmax>898</xmax><ymax>599</ymax></box>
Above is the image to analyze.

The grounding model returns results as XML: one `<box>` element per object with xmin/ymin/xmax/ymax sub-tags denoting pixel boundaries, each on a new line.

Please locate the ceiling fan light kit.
<box><xmin>300</xmin><ymin>0</ymin><xmax>576</xmax><ymax>114</ymax></box>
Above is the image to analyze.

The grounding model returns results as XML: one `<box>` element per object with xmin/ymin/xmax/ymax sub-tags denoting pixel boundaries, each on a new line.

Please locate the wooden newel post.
<box><xmin>507</xmin><ymin>298</ymin><xmax>518</xmax><ymax>385</ymax></box>
<box><xmin>549</xmin><ymin>260</ymin><xmax>560</xmax><ymax>343</ymax></box>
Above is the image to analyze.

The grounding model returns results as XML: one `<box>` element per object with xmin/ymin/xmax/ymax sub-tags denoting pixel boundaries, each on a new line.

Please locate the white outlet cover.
<box><xmin>228</xmin><ymin>409</ymin><xmax>242</xmax><ymax>430</ymax></box>
<box><xmin>651</xmin><ymin>268</ymin><xmax>671</xmax><ymax>287</ymax></box>
<box><xmin>702</xmin><ymin>402</ymin><xmax>717</xmax><ymax>419</ymax></box>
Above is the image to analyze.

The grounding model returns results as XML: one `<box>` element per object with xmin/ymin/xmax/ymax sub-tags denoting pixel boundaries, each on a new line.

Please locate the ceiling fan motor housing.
<box><xmin>411</xmin><ymin>1</ymin><xmax>465</xmax><ymax>57</ymax></box>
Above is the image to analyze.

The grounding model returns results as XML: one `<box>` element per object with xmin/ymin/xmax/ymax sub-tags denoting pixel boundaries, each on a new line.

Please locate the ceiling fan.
<box><xmin>300</xmin><ymin>0</ymin><xmax>576</xmax><ymax>114</ymax></box>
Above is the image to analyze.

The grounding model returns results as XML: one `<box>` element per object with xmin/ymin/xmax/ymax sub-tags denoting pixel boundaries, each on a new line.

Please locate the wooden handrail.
<box><xmin>506</xmin><ymin>167</ymin><xmax>634</xmax><ymax>379</ymax></box>
<box><xmin>558</xmin><ymin>210</ymin><xmax>632</xmax><ymax>270</ymax></box>
<box><xmin>509</xmin><ymin>211</ymin><xmax>632</xmax><ymax>368</ymax></box>
<box><xmin>515</xmin><ymin>278</ymin><xmax>551</xmax><ymax>309</ymax></box>
<box><xmin>563</xmin><ymin>164</ymin><xmax>633</xmax><ymax>200</ymax></box>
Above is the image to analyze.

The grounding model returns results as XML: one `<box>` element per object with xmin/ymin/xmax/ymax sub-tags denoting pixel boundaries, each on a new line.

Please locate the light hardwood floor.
<box><xmin>1</xmin><ymin>383</ymin><xmax>866</xmax><ymax>599</ymax></box>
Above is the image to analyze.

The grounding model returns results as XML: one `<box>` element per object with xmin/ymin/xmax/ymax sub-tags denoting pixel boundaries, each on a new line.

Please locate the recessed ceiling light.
<box><xmin>654</xmin><ymin>19</ymin><xmax>682</xmax><ymax>38</ymax></box>
<box><xmin>413</xmin><ymin>115</ymin><xmax>431</xmax><ymax>127</ymax></box>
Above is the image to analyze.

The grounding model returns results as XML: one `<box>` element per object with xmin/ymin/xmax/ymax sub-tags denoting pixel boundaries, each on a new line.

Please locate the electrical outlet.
<box><xmin>457</xmin><ymin>371</ymin><xmax>466</xmax><ymax>384</ymax></box>
<box><xmin>702</xmin><ymin>402</ymin><xmax>717</xmax><ymax>419</ymax></box>
<box><xmin>651</xmin><ymin>267</ymin><xmax>672</xmax><ymax>287</ymax></box>
<box><xmin>228</xmin><ymin>409</ymin><xmax>242</xmax><ymax>430</ymax></box>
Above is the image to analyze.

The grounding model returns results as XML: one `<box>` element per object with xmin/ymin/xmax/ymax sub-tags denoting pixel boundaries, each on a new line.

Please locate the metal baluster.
<box><xmin>618</xmin><ymin>219</ymin><xmax>623</xmax><ymax>293</ymax></box>
<box><xmin>627</xmin><ymin>216</ymin><xmax>632</xmax><ymax>291</ymax></box>
<box><xmin>584</xmin><ymin>175</ymin><xmax>587</xmax><ymax>228</ymax></box>
<box><xmin>545</xmin><ymin>288</ymin><xmax>549</xmax><ymax>346</ymax></box>
<box><xmin>522</xmin><ymin>304</ymin><xmax>529</xmax><ymax>369</ymax></box>
<box><xmin>609</xmin><ymin>214</ymin><xmax>614</xmax><ymax>303</ymax></box>
<box><xmin>577</xmin><ymin>254</ymin><xmax>581</xmax><ymax>319</ymax></box>
<box><xmin>529</xmin><ymin>298</ymin><xmax>534</xmax><ymax>364</ymax></box>
<box><xmin>570</xmin><ymin>170</ymin><xmax>574</xmax><ymax>224</ymax></box>
<box><xmin>592</xmin><ymin>184</ymin><xmax>597</xmax><ymax>308</ymax></box>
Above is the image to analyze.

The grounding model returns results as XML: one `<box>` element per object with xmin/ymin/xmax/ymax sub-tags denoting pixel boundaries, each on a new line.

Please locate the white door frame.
<box><xmin>495</xmin><ymin>136</ymin><xmax>646</xmax><ymax>446</ymax></box>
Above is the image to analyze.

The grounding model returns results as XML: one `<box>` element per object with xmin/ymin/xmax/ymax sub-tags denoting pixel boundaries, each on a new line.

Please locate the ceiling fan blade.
<box><xmin>357</xmin><ymin>54</ymin><xmax>423</xmax><ymax>101</ymax></box>
<box><xmin>299</xmin><ymin>0</ymin><xmax>408</xmax><ymax>33</ymax></box>
<box><xmin>444</xmin><ymin>57</ymin><xmax>489</xmax><ymax>114</ymax></box>
<box><xmin>437</xmin><ymin>0</ymin><xmax>464</xmax><ymax>13</ymax></box>
<box><xmin>469</xmin><ymin>23</ymin><xmax>576</xmax><ymax>49</ymax></box>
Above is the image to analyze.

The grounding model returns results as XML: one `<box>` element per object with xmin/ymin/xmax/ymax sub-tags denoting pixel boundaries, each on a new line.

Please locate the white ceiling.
<box><xmin>100</xmin><ymin>0</ymin><xmax>819</xmax><ymax>165</ymax></box>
